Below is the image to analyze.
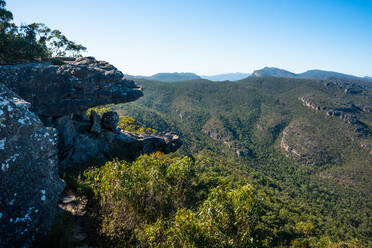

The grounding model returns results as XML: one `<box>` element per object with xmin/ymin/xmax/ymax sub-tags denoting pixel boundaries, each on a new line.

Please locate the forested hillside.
<box><xmin>1</xmin><ymin>0</ymin><xmax>371</xmax><ymax>247</ymax></box>
<box><xmin>112</xmin><ymin>76</ymin><xmax>372</xmax><ymax>246</ymax></box>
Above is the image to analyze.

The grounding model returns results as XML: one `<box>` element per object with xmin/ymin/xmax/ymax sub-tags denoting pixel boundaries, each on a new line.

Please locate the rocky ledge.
<box><xmin>0</xmin><ymin>56</ymin><xmax>143</xmax><ymax>120</ymax></box>
<box><xmin>58</xmin><ymin>110</ymin><xmax>181</xmax><ymax>170</ymax></box>
<box><xmin>0</xmin><ymin>57</ymin><xmax>181</xmax><ymax>247</ymax></box>
<box><xmin>298</xmin><ymin>96</ymin><xmax>371</xmax><ymax>137</ymax></box>
<box><xmin>298</xmin><ymin>96</ymin><xmax>326</xmax><ymax>111</ymax></box>
<box><xmin>280</xmin><ymin>120</ymin><xmax>341</xmax><ymax>166</ymax></box>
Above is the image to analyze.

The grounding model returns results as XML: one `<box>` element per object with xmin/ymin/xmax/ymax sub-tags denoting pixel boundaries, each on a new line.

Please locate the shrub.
<box><xmin>138</xmin><ymin>184</ymin><xmax>262</xmax><ymax>248</ymax></box>
<box><xmin>82</xmin><ymin>153</ymin><xmax>196</xmax><ymax>245</ymax></box>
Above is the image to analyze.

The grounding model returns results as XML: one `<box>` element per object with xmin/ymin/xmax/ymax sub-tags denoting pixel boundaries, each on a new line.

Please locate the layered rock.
<box><xmin>280</xmin><ymin>120</ymin><xmax>341</xmax><ymax>166</ymax></box>
<box><xmin>298</xmin><ymin>96</ymin><xmax>326</xmax><ymax>111</ymax></box>
<box><xmin>0</xmin><ymin>57</ymin><xmax>143</xmax><ymax>120</ymax></box>
<box><xmin>0</xmin><ymin>57</ymin><xmax>182</xmax><ymax>246</ymax></box>
<box><xmin>326</xmin><ymin>110</ymin><xmax>358</xmax><ymax>124</ymax></box>
<box><xmin>0</xmin><ymin>84</ymin><xmax>64</xmax><ymax>247</ymax></box>
<box><xmin>0</xmin><ymin>56</ymin><xmax>181</xmax><ymax>170</ymax></box>
<box><xmin>344</xmin><ymin>87</ymin><xmax>362</xmax><ymax>95</ymax></box>
<box><xmin>360</xmin><ymin>105</ymin><xmax>372</xmax><ymax>113</ymax></box>
<box><xmin>298</xmin><ymin>96</ymin><xmax>371</xmax><ymax>137</ymax></box>
<box><xmin>58</xmin><ymin>110</ymin><xmax>181</xmax><ymax>170</ymax></box>
<box><xmin>326</xmin><ymin>110</ymin><xmax>372</xmax><ymax>137</ymax></box>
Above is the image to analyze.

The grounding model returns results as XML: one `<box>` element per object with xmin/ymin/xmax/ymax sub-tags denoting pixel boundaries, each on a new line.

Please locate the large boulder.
<box><xmin>0</xmin><ymin>84</ymin><xmax>64</xmax><ymax>247</ymax></box>
<box><xmin>0</xmin><ymin>57</ymin><xmax>143</xmax><ymax>120</ymax></box>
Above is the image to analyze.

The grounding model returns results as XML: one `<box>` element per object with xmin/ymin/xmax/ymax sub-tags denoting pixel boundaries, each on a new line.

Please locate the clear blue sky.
<box><xmin>7</xmin><ymin>0</ymin><xmax>372</xmax><ymax>76</ymax></box>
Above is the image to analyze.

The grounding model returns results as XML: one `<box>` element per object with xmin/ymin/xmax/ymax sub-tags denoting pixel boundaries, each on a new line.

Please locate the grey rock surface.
<box><xmin>58</xmin><ymin>113</ymin><xmax>182</xmax><ymax>169</ymax></box>
<box><xmin>101</xmin><ymin>111</ymin><xmax>119</xmax><ymax>131</ymax></box>
<box><xmin>0</xmin><ymin>84</ymin><xmax>64</xmax><ymax>247</ymax></box>
<box><xmin>0</xmin><ymin>57</ymin><xmax>143</xmax><ymax>119</ymax></box>
<box><xmin>0</xmin><ymin>57</ymin><xmax>182</xmax><ymax>247</ymax></box>
<box><xmin>89</xmin><ymin>110</ymin><xmax>102</xmax><ymax>134</ymax></box>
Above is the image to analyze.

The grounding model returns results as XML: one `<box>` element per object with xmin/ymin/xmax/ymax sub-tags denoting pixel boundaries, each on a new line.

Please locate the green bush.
<box><xmin>139</xmin><ymin>184</ymin><xmax>262</xmax><ymax>248</ymax></box>
<box><xmin>82</xmin><ymin>153</ymin><xmax>197</xmax><ymax>245</ymax></box>
<box><xmin>79</xmin><ymin>152</ymin><xmax>365</xmax><ymax>247</ymax></box>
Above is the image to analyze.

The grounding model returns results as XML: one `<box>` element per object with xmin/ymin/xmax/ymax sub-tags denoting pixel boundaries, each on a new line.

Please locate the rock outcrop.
<box><xmin>58</xmin><ymin>110</ymin><xmax>181</xmax><ymax>170</ymax></box>
<box><xmin>326</xmin><ymin>110</ymin><xmax>358</xmax><ymax>124</ymax></box>
<box><xmin>280</xmin><ymin>120</ymin><xmax>341</xmax><ymax>166</ymax></box>
<box><xmin>360</xmin><ymin>105</ymin><xmax>372</xmax><ymax>113</ymax></box>
<box><xmin>298</xmin><ymin>96</ymin><xmax>371</xmax><ymax>137</ymax></box>
<box><xmin>326</xmin><ymin>110</ymin><xmax>372</xmax><ymax>137</ymax></box>
<box><xmin>0</xmin><ymin>57</ymin><xmax>181</xmax><ymax>171</ymax></box>
<box><xmin>0</xmin><ymin>57</ymin><xmax>182</xmax><ymax>246</ymax></box>
<box><xmin>0</xmin><ymin>84</ymin><xmax>64</xmax><ymax>247</ymax></box>
<box><xmin>344</xmin><ymin>87</ymin><xmax>362</xmax><ymax>95</ymax></box>
<box><xmin>0</xmin><ymin>57</ymin><xmax>143</xmax><ymax>120</ymax></box>
<box><xmin>298</xmin><ymin>96</ymin><xmax>326</xmax><ymax>111</ymax></box>
<box><xmin>202</xmin><ymin>118</ymin><xmax>250</xmax><ymax>157</ymax></box>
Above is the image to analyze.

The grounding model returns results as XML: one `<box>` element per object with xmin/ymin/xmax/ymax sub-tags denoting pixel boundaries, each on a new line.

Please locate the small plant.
<box><xmin>50</xmin><ymin>57</ymin><xmax>65</xmax><ymax>65</ymax></box>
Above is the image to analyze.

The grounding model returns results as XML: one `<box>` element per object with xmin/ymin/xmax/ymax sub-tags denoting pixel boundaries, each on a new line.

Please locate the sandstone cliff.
<box><xmin>0</xmin><ymin>57</ymin><xmax>181</xmax><ymax>247</ymax></box>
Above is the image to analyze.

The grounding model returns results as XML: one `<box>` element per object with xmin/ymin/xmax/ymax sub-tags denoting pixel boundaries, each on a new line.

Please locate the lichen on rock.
<box><xmin>0</xmin><ymin>84</ymin><xmax>64</xmax><ymax>247</ymax></box>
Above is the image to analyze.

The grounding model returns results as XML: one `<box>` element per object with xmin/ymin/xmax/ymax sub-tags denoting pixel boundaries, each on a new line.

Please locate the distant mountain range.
<box><xmin>126</xmin><ymin>73</ymin><xmax>201</xmax><ymax>82</ymax></box>
<box><xmin>127</xmin><ymin>68</ymin><xmax>371</xmax><ymax>83</ymax></box>
<box><xmin>201</xmin><ymin>73</ymin><xmax>250</xmax><ymax>81</ymax></box>
<box><xmin>251</xmin><ymin>67</ymin><xmax>296</xmax><ymax>78</ymax></box>
<box><xmin>251</xmin><ymin>67</ymin><xmax>372</xmax><ymax>82</ymax></box>
<box><xmin>127</xmin><ymin>72</ymin><xmax>250</xmax><ymax>82</ymax></box>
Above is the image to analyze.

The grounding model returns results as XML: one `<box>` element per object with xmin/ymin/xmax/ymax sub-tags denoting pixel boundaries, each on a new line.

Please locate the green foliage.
<box><xmin>118</xmin><ymin>115</ymin><xmax>157</xmax><ymax>134</ymax></box>
<box><xmin>81</xmin><ymin>153</ymin><xmax>197</xmax><ymax>245</ymax></box>
<box><xmin>78</xmin><ymin>151</ymin><xmax>367</xmax><ymax>247</ymax></box>
<box><xmin>0</xmin><ymin>0</ymin><xmax>86</xmax><ymax>64</ymax></box>
<box><xmin>87</xmin><ymin>105</ymin><xmax>156</xmax><ymax>134</ymax></box>
<box><xmin>50</xmin><ymin>57</ymin><xmax>65</xmax><ymax>65</ymax></box>
<box><xmin>115</xmin><ymin>77</ymin><xmax>372</xmax><ymax>246</ymax></box>
<box><xmin>139</xmin><ymin>185</ymin><xmax>262</xmax><ymax>248</ymax></box>
<box><xmin>86</xmin><ymin>106</ymin><xmax>113</xmax><ymax>117</ymax></box>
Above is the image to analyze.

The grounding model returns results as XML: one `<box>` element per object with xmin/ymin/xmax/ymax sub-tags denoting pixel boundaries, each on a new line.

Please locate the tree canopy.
<box><xmin>0</xmin><ymin>0</ymin><xmax>86</xmax><ymax>64</ymax></box>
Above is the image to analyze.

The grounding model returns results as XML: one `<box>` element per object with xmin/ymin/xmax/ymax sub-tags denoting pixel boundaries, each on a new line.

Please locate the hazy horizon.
<box><xmin>125</xmin><ymin>68</ymin><xmax>371</xmax><ymax>78</ymax></box>
<box><xmin>8</xmin><ymin>0</ymin><xmax>372</xmax><ymax>77</ymax></box>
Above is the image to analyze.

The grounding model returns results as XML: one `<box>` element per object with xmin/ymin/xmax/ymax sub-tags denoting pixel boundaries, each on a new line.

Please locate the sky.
<box><xmin>7</xmin><ymin>0</ymin><xmax>372</xmax><ymax>76</ymax></box>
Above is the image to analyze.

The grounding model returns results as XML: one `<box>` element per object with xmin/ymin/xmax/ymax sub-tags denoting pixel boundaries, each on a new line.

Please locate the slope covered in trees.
<box><xmin>1</xmin><ymin>1</ymin><xmax>371</xmax><ymax>247</ymax></box>
<box><xmin>113</xmin><ymin>76</ymin><xmax>372</xmax><ymax>247</ymax></box>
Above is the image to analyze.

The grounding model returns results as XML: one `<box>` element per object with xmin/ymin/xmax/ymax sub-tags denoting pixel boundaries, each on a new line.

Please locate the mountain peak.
<box><xmin>251</xmin><ymin>67</ymin><xmax>371</xmax><ymax>81</ymax></box>
<box><xmin>201</xmin><ymin>72</ymin><xmax>250</xmax><ymax>81</ymax></box>
<box><xmin>127</xmin><ymin>72</ymin><xmax>201</xmax><ymax>82</ymax></box>
<box><xmin>251</xmin><ymin>67</ymin><xmax>296</xmax><ymax>78</ymax></box>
